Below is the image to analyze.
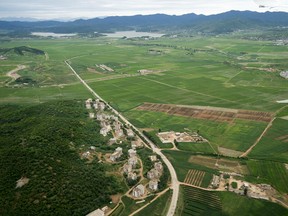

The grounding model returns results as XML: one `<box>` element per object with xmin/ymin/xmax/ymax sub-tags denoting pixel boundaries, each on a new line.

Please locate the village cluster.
<box><xmin>85</xmin><ymin>98</ymin><xmax>165</xmax><ymax>199</ymax></box>
<box><xmin>209</xmin><ymin>172</ymin><xmax>276</xmax><ymax>201</ymax></box>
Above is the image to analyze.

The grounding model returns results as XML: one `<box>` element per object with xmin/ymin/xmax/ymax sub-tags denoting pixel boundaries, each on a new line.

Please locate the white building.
<box><xmin>110</xmin><ymin>147</ymin><xmax>123</xmax><ymax>162</ymax></box>
<box><xmin>154</xmin><ymin>162</ymin><xmax>163</xmax><ymax>173</ymax></box>
<box><xmin>128</xmin><ymin>149</ymin><xmax>137</xmax><ymax>158</ymax></box>
<box><xmin>89</xmin><ymin>112</ymin><xmax>95</xmax><ymax>119</ymax></box>
<box><xmin>123</xmin><ymin>164</ymin><xmax>132</xmax><ymax>174</ymax></box>
<box><xmin>149</xmin><ymin>179</ymin><xmax>158</xmax><ymax>191</ymax></box>
<box><xmin>128</xmin><ymin>172</ymin><xmax>137</xmax><ymax>180</ymax></box>
<box><xmin>147</xmin><ymin>168</ymin><xmax>161</xmax><ymax>180</ymax></box>
<box><xmin>128</xmin><ymin>157</ymin><xmax>138</xmax><ymax>168</ymax></box>
<box><xmin>126</xmin><ymin>129</ymin><xmax>134</xmax><ymax>138</ymax></box>
<box><xmin>132</xmin><ymin>184</ymin><xmax>145</xmax><ymax>198</ymax></box>
<box><xmin>86</xmin><ymin>208</ymin><xmax>104</xmax><ymax>216</ymax></box>
<box><xmin>85</xmin><ymin>98</ymin><xmax>93</xmax><ymax>109</ymax></box>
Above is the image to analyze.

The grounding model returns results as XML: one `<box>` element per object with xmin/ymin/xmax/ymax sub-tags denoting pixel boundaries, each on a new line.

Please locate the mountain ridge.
<box><xmin>0</xmin><ymin>10</ymin><xmax>288</xmax><ymax>34</ymax></box>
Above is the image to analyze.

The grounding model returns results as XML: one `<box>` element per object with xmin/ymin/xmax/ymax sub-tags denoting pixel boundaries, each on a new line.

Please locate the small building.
<box><xmin>128</xmin><ymin>149</ymin><xmax>137</xmax><ymax>158</ymax></box>
<box><xmin>86</xmin><ymin>208</ymin><xmax>104</xmax><ymax>216</ymax></box>
<box><xmin>90</xmin><ymin>146</ymin><xmax>96</xmax><ymax>151</ymax></box>
<box><xmin>211</xmin><ymin>175</ymin><xmax>220</xmax><ymax>188</ymax></box>
<box><xmin>149</xmin><ymin>155</ymin><xmax>157</xmax><ymax>162</ymax></box>
<box><xmin>113</xmin><ymin>121</ymin><xmax>122</xmax><ymax>131</ymax></box>
<box><xmin>149</xmin><ymin>179</ymin><xmax>158</xmax><ymax>191</ymax></box>
<box><xmin>154</xmin><ymin>162</ymin><xmax>163</xmax><ymax>173</ymax></box>
<box><xmin>147</xmin><ymin>168</ymin><xmax>161</xmax><ymax>180</ymax></box>
<box><xmin>98</xmin><ymin>102</ymin><xmax>106</xmax><ymax>111</ymax></box>
<box><xmin>115</xmin><ymin>129</ymin><xmax>124</xmax><ymax>138</ymax></box>
<box><xmin>110</xmin><ymin>147</ymin><xmax>123</xmax><ymax>162</ymax></box>
<box><xmin>82</xmin><ymin>151</ymin><xmax>90</xmax><ymax>159</ymax></box>
<box><xmin>126</xmin><ymin>129</ymin><xmax>134</xmax><ymax>138</ymax></box>
<box><xmin>96</xmin><ymin>113</ymin><xmax>104</xmax><ymax>121</ymax></box>
<box><xmin>132</xmin><ymin>184</ymin><xmax>145</xmax><ymax>198</ymax></box>
<box><xmin>100</xmin><ymin>127</ymin><xmax>109</xmax><ymax>137</ymax></box>
<box><xmin>123</xmin><ymin>164</ymin><xmax>133</xmax><ymax>174</ymax></box>
<box><xmin>128</xmin><ymin>157</ymin><xmax>138</xmax><ymax>168</ymax></box>
<box><xmin>85</xmin><ymin>98</ymin><xmax>93</xmax><ymax>109</ymax></box>
<box><xmin>108</xmin><ymin>138</ymin><xmax>117</xmax><ymax>145</ymax></box>
<box><xmin>89</xmin><ymin>112</ymin><xmax>95</xmax><ymax>119</ymax></box>
<box><xmin>128</xmin><ymin>172</ymin><xmax>137</xmax><ymax>180</ymax></box>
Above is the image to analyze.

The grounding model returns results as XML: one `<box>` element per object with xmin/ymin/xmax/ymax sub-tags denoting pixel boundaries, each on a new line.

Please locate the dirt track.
<box><xmin>6</xmin><ymin>65</ymin><xmax>26</xmax><ymax>80</ymax></box>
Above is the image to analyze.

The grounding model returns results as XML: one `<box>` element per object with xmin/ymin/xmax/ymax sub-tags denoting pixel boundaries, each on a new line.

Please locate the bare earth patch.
<box><xmin>16</xmin><ymin>177</ymin><xmax>29</xmax><ymax>188</ymax></box>
<box><xmin>110</xmin><ymin>193</ymin><xmax>121</xmax><ymax>204</ymax></box>
<box><xmin>218</xmin><ymin>147</ymin><xmax>244</xmax><ymax>157</ymax></box>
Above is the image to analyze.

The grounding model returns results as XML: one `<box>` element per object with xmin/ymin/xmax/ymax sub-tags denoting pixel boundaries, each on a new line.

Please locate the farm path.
<box><xmin>240</xmin><ymin>117</ymin><xmax>276</xmax><ymax>157</ymax></box>
<box><xmin>85</xmin><ymin>73</ymin><xmax>140</xmax><ymax>83</ymax></box>
<box><xmin>140</xmin><ymin>77</ymin><xmax>237</xmax><ymax>104</ymax></box>
<box><xmin>45</xmin><ymin>52</ymin><xmax>49</xmax><ymax>60</ymax></box>
<box><xmin>6</xmin><ymin>65</ymin><xmax>26</xmax><ymax>80</ymax></box>
<box><xmin>5</xmin><ymin>65</ymin><xmax>26</xmax><ymax>85</ymax></box>
<box><xmin>65</xmin><ymin>60</ymin><xmax>179</xmax><ymax>216</ymax></box>
<box><xmin>180</xmin><ymin>182</ymin><xmax>223</xmax><ymax>192</ymax></box>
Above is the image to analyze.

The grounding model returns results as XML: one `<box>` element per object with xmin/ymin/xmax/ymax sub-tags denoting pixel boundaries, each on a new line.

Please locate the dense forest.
<box><xmin>0</xmin><ymin>100</ymin><xmax>124</xmax><ymax>215</ymax></box>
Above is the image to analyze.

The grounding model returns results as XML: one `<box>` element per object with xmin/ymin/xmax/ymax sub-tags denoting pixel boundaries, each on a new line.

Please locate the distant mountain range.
<box><xmin>0</xmin><ymin>11</ymin><xmax>288</xmax><ymax>35</ymax></box>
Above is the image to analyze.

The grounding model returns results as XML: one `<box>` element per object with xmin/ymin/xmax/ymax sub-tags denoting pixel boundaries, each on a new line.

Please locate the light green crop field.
<box><xmin>246</xmin><ymin>160</ymin><xmax>288</xmax><ymax>193</ymax></box>
<box><xmin>249</xmin><ymin>118</ymin><xmax>288</xmax><ymax>163</ymax></box>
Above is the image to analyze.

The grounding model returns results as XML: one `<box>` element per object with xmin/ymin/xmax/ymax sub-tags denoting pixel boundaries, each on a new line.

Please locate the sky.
<box><xmin>0</xmin><ymin>0</ymin><xmax>288</xmax><ymax>20</ymax></box>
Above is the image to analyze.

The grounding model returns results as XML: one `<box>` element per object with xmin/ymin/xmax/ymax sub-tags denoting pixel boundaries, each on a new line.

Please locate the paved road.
<box><xmin>65</xmin><ymin>60</ymin><xmax>179</xmax><ymax>216</ymax></box>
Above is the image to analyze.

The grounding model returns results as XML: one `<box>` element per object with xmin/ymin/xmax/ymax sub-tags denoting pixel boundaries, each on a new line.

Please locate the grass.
<box><xmin>177</xmin><ymin>142</ymin><xmax>215</xmax><ymax>154</ymax></box>
<box><xmin>135</xmin><ymin>190</ymin><xmax>172</xmax><ymax>216</ymax></box>
<box><xmin>246</xmin><ymin>160</ymin><xmax>288</xmax><ymax>193</ymax></box>
<box><xmin>110</xmin><ymin>203</ymin><xmax>124</xmax><ymax>216</ymax></box>
<box><xmin>249</xmin><ymin>118</ymin><xmax>288</xmax><ymax>163</ymax></box>
<box><xmin>118</xmin><ymin>195</ymin><xmax>155</xmax><ymax>216</ymax></box>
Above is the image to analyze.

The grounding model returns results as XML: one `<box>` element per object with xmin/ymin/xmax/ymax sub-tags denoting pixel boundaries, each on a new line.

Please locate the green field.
<box><xmin>135</xmin><ymin>190</ymin><xmax>172</xmax><ymax>216</ymax></box>
<box><xmin>246</xmin><ymin>160</ymin><xmax>288</xmax><ymax>193</ymax></box>
<box><xmin>249</xmin><ymin>118</ymin><xmax>288</xmax><ymax>163</ymax></box>
<box><xmin>177</xmin><ymin>142</ymin><xmax>215</xmax><ymax>154</ymax></box>
<box><xmin>176</xmin><ymin>186</ymin><xmax>288</xmax><ymax>216</ymax></box>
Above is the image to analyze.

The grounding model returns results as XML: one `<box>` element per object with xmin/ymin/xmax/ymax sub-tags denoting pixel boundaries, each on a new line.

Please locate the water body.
<box><xmin>31</xmin><ymin>32</ymin><xmax>77</xmax><ymax>37</ymax></box>
<box><xmin>104</xmin><ymin>31</ymin><xmax>165</xmax><ymax>38</ymax></box>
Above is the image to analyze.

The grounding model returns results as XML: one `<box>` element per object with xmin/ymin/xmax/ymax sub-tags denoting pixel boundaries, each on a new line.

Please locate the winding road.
<box><xmin>65</xmin><ymin>60</ymin><xmax>179</xmax><ymax>216</ymax></box>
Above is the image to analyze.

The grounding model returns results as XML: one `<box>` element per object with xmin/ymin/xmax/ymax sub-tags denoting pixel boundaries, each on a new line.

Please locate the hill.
<box><xmin>0</xmin><ymin>11</ymin><xmax>288</xmax><ymax>35</ymax></box>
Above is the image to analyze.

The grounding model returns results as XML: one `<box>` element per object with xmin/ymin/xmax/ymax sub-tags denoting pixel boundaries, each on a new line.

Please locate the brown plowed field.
<box><xmin>136</xmin><ymin>103</ymin><xmax>274</xmax><ymax>123</ymax></box>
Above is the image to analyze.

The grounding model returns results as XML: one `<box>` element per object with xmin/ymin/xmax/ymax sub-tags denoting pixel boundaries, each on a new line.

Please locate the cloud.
<box><xmin>0</xmin><ymin>0</ymin><xmax>286</xmax><ymax>20</ymax></box>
